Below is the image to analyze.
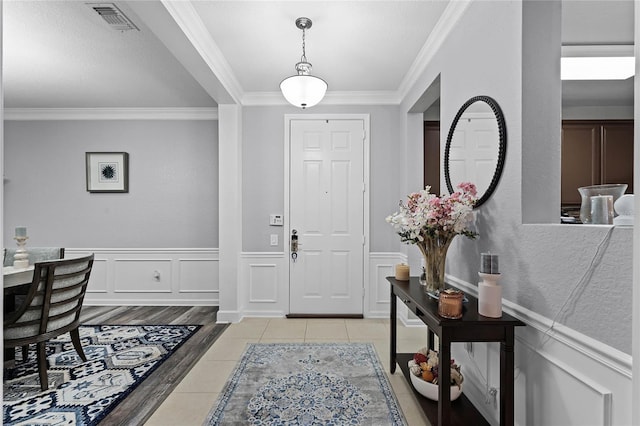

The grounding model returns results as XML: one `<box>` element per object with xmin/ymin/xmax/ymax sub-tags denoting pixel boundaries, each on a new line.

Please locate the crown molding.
<box><xmin>242</xmin><ymin>90</ymin><xmax>402</xmax><ymax>107</ymax></box>
<box><xmin>160</xmin><ymin>0</ymin><xmax>244</xmax><ymax>104</ymax></box>
<box><xmin>397</xmin><ymin>0</ymin><xmax>472</xmax><ymax>103</ymax></box>
<box><xmin>4</xmin><ymin>107</ymin><xmax>218</xmax><ymax>121</ymax></box>
<box><xmin>322</xmin><ymin>91</ymin><xmax>402</xmax><ymax>105</ymax></box>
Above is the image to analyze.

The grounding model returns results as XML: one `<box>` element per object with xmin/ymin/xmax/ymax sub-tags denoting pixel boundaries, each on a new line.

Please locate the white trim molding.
<box><xmin>242</xmin><ymin>91</ymin><xmax>401</xmax><ymax>106</ymax></box>
<box><xmin>216</xmin><ymin>104</ymin><xmax>243</xmax><ymax>324</ymax></box>
<box><xmin>160</xmin><ymin>1</ymin><xmax>243</xmax><ymax>104</ymax></box>
<box><xmin>398</xmin><ymin>0</ymin><xmax>472</xmax><ymax>103</ymax></box>
<box><xmin>65</xmin><ymin>248</ymin><xmax>219</xmax><ymax>306</ymax></box>
<box><xmin>369</xmin><ymin>252</ymin><xmax>404</xmax><ymax>318</ymax></box>
<box><xmin>4</xmin><ymin>107</ymin><xmax>218</xmax><ymax>121</ymax></box>
<box><xmin>231</xmin><ymin>252</ymin><xmax>410</xmax><ymax>320</ymax></box>
<box><xmin>447</xmin><ymin>275</ymin><xmax>632</xmax><ymax>426</ymax></box>
<box><xmin>239</xmin><ymin>252</ymin><xmax>289</xmax><ymax>318</ymax></box>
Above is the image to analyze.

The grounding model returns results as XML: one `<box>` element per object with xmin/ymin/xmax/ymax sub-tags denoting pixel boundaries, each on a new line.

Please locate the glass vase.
<box><xmin>416</xmin><ymin>234</ymin><xmax>455</xmax><ymax>293</ymax></box>
<box><xmin>577</xmin><ymin>184</ymin><xmax>627</xmax><ymax>224</ymax></box>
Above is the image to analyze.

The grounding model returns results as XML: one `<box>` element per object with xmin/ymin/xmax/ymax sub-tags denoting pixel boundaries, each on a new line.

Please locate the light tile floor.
<box><xmin>144</xmin><ymin>318</ymin><xmax>431</xmax><ymax>426</ymax></box>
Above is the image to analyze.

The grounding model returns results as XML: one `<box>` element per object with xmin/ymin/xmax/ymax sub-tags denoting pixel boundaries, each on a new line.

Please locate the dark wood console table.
<box><xmin>388</xmin><ymin>277</ymin><xmax>525</xmax><ymax>426</ymax></box>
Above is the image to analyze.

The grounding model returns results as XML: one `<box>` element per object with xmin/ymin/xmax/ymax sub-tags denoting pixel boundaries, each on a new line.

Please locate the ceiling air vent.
<box><xmin>87</xmin><ymin>3</ymin><xmax>139</xmax><ymax>31</ymax></box>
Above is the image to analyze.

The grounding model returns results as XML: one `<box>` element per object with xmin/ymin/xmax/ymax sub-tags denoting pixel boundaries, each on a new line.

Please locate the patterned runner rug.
<box><xmin>205</xmin><ymin>342</ymin><xmax>407</xmax><ymax>425</ymax></box>
<box><xmin>3</xmin><ymin>324</ymin><xmax>200</xmax><ymax>425</ymax></box>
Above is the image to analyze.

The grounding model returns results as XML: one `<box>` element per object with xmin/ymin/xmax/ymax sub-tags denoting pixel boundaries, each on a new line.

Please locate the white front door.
<box><xmin>289</xmin><ymin>119</ymin><xmax>365</xmax><ymax>315</ymax></box>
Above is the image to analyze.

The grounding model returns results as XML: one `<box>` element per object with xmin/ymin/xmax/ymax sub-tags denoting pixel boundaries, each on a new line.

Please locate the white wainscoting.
<box><xmin>368</xmin><ymin>252</ymin><xmax>402</xmax><ymax>318</ymax></box>
<box><xmin>368</xmin><ymin>252</ymin><xmax>425</xmax><ymax>327</ymax></box>
<box><xmin>66</xmin><ymin>248</ymin><xmax>219</xmax><ymax>306</ymax></box>
<box><xmin>447</xmin><ymin>275</ymin><xmax>632</xmax><ymax>426</ymax></box>
<box><xmin>69</xmin><ymin>247</ymin><xmax>632</xmax><ymax>423</ymax></box>
<box><xmin>237</xmin><ymin>251</ymin><xmax>424</xmax><ymax>320</ymax></box>
<box><xmin>239</xmin><ymin>252</ymin><xmax>289</xmax><ymax>317</ymax></box>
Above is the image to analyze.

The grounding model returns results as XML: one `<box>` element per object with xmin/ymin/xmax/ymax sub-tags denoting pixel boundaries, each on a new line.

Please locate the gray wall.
<box><xmin>4</xmin><ymin>119</ymin><xmax>218</xmax><ymax>248</ymax></box>
<box><xmin>402</xmin><ymin>1</ymin><xmax>632</xmax><ymax>353</ymax></box>
<box><xmin>242</xmin><ymin>104</ymin><xmax>402</xmax><ymax>253</ymax></box>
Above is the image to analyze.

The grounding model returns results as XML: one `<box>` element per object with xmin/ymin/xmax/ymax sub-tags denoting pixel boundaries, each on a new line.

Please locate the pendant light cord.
<box><xmin>300</xmin><ymin>27</ymin><xmax>307</xmax><ymax>63</ymax></box>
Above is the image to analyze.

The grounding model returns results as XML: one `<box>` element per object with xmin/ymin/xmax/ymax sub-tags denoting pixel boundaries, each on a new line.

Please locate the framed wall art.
<box><xmin>86</xmin><ymin>152</ymin><xmax>129</xmax><ymax>193</ymax></box>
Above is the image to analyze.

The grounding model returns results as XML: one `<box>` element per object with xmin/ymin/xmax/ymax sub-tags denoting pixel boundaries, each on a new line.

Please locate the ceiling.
<box><xmin>561</xmin><ymin>0</ymin><xmax>635</xmax><ymax>108</ymax></box>
<box><xmin>2</xmin><ymin>0</ymin><xmax>635</xmax><ymax>110</ymax></box>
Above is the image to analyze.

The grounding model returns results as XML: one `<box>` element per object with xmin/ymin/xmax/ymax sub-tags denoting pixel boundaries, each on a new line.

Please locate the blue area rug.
<box><xmin>205</xmin><ymin>342</ymin><xmax>407</xmax><ymax>425</ymax></box>
<box><xmin>3</xmin><ymin>324</ymin><xmax>200</xmax><ymax>425</ymax></box>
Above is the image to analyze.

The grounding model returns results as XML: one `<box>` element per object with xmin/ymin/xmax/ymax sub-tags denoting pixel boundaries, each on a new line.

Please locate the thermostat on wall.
<box><xmin>269</xmin><ymin>214</ymin><xmax>284</xmax><ymax>226</ymax></box>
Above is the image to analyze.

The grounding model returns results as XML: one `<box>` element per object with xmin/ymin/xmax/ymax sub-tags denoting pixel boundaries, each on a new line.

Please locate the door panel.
<box><xmin>289</xmin><ymin>119</ymin><xmax>364</xmax><ymax>315</ymax></box>
<box><xmin>448</xmin><ymin>113</ymin><xmax>500</xmax><ymax>196</ymax></box>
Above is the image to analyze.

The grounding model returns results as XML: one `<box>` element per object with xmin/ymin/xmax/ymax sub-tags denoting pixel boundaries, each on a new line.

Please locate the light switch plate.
<box><xmin>270</xmin><ymin>234</ymin><xmax>278</xmax><ymax>246</ymax></box>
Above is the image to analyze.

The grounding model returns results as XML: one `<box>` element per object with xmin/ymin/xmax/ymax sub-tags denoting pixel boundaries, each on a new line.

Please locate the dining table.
<box><xmin>3</xmin><ymin>265</ymin><xmax>35</xmax><ymax>363</ymax></box>
<box><xmin>4</xmin><ymin>265</ymin><xmax>35</xmax><ymax>289</ymax></box>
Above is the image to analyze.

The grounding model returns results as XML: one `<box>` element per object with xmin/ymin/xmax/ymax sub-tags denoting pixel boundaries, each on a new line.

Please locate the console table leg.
<box><xmin>390</xmin><ymin>286</ymin><xmax>397</xmax><ymax>374</ymax></box>
<box><xmin>500</xmin><ymin>329</ymin><xmax>516</xmax><ymax>426</ymax></box>
<box><xmin>428</xmin><ymin>329</ymin><xmax>435</xmax><ymax>351</ymax></box>
<box><xmin>438</xmin><ymin>334</ymin><xmax>452</xmax><ymax>426</ymax></box>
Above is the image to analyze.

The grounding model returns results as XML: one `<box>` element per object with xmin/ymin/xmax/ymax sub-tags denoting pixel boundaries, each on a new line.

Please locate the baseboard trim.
<box><xmin>286</xmin><ymin>314</ymin><xmax>364</xmax><ymax>319</ymax></box>
<box><xmin>217</xmin><ymin>310</ymin><xmax>243</xmax><ymax>324</ymax></box>
<box><xmin>84</xmin><ymin>299</ymin><xmax>218</xmax><ymax>306</ymax></box>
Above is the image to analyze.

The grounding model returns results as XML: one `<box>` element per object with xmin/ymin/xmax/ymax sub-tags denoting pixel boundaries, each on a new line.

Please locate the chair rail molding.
<box><xmin>65</xmin><ymin>248</ymin><xmax>219</xmax><ymax>306</ymax></box>
<box><xmin>446</xmin><ymin>275</ymin><xmax>632</xmax><ymax>426</ymax></box>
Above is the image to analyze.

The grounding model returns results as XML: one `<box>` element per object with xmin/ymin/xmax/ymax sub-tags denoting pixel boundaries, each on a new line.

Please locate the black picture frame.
<box><xmin>86</xmin><ymin>152</ymin><xmax>129</xmax><ymax>193</ymax></box>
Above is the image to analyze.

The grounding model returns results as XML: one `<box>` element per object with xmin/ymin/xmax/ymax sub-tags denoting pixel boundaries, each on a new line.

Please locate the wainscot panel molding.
<box><xmin>65</xmin><ymin>248</ymin><xmax>219</xmax><ymax>306</ymax></box>
<box><xmin>235</xmin><ymin>252</ymin><xmax>423</xmax><ymax>320</ymax></box>
<box><xmin>239</xmin><ymin>252</ymin><xmax>289</xmax><ymax>318</ymax></box>
<box><xmin>369</xmin><ymin>252</ymin><xmax>425</xmax><ymax>327</ymax></box>
<box><xmin>447</xmin><ymin>275</ymin><xmax>632</xmax><ymax>426</ymax></box>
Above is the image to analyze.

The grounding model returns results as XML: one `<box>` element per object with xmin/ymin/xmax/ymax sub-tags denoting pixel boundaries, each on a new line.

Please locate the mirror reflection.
<box><xmin>560</xmin><ymin>1</ymin><xmax>634</xmax><ymax>223</ymax></box>
<box><xmin>444</xmin><ymin>96</ymin><xmax>506</xmax><ymax>208</ymax></box>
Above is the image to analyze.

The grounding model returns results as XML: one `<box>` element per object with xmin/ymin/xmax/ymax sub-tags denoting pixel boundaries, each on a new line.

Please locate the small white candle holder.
<box><xmin>478</xmin><ymin>272</ymin><xmax>502</xmax><ymax>318</ymax></box>
<box><xmin>13</xmin><ymin>236</ymin><xmax>30</xmax><ymax>268</ymax></box>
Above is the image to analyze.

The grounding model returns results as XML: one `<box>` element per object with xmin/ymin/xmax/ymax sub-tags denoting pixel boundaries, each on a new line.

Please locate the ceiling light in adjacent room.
<box><xmin>280</xmin><ymin>17</ymin><xmax>328</xmax><ymax>109</ymax></box>
<box><xmin>561</xmin><ymin>56</ymin><xmax>635</xmax><ymax>80</ymax></box>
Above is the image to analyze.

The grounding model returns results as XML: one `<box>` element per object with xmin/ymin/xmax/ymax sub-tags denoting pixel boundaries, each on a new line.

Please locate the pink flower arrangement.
<box><xmin>386</xmin><ymin>183</ymin><xmax>478</xmax><ymax>244</ymax></box>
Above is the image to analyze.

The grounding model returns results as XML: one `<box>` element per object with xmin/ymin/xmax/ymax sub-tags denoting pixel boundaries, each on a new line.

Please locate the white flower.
<box><xmin>408</xmin><ymin>359</ymin><xmax>422</xmax><ymax>376</ymax></box>
<box><xmin>386</xmin><ymin>183</ymin><xmax>478</xmax><ymax>244</ymax></box>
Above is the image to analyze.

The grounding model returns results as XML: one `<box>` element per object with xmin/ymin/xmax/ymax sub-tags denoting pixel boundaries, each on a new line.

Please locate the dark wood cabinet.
<box><xmin>601</xmin><ymin>122</ymin><xmax>634</xmax><ymax>192</ymax></box>
<box><xmin>561</xmin><ymin>120</ymin><xmax>633</xmax><ymax>207</ymax></box>
<box><xmin>424</xmin><ymin>121</ymin><xmax>440</xmax><ymax>195</ymax></box>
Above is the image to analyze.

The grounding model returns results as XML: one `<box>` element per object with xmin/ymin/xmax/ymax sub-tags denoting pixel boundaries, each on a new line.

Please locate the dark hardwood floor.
<box><xmin>79</xmin><ymin>306</ymin><xmax>228</xmax><ymax>425</ymax></box>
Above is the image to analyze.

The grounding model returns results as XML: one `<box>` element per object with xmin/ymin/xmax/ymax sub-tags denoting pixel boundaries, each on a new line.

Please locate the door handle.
<box><xmin>291</xmin><ymin>229</ymin><xmax>298</xmax><ymax>262</ymax></box>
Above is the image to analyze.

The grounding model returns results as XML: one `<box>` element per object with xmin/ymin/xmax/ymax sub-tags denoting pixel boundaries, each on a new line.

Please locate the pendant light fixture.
<box><xmin>280</xmin><ymin>17</ymin><xmax>328</xmax><ymax>109</ymax></box>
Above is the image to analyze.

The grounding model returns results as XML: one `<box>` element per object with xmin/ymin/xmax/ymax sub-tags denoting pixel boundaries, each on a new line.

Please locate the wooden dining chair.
<box><xmin>3</xmin><ymin>247</ymin><xmax>66</xmax><ymax>361</ymax></box>
<box><xmin>4</xmin><ymin>254</ymin><xmax>94</xmax><ymax>391</ymax></box>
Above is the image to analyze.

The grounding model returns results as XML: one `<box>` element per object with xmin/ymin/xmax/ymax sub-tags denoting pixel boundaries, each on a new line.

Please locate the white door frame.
<box><xmin>284</xmin><ymin>114</ymin><xmax>371</xmax><ymax>316</ymax></box>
